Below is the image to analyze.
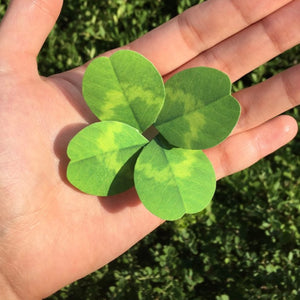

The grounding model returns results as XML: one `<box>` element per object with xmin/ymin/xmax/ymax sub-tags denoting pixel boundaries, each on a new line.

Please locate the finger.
<box><xmin>0</xmin><ymin>0</ymin><xmax>63</xmax><ymax>63</ymax></box>
<box><xmin>171</xmin><ymin>0</ymin><xmax>300</xmax><ymax>81</ymax></box>
<box><xmin>233</xmin><ymin>64</ymin><xmax>300</xmax><ymax>135</ymax></box>
<box><xmin>205</xmin><ymin>115</ymin><xmax>298</xmax><ymax>180</ymax></box>
<box><xmin>127</xmin><ymin>0</ymin><xmax>292</xmax><ymax>74</ymax></box>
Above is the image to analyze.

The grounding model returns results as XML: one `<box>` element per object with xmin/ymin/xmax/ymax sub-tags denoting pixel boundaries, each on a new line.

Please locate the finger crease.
<box><xmin>204</xmin><ymin>48</ymin><xmax>233</xmax><ymax>77</ymax></box>
<box><xmin>232</xmin><ymin>93</ymin><xmax>248</xmax><ymax>133</ymax></box>
<box><xmin>176</xmin><ymin>6</ymin><xmax>206</xmax><ymax>55</ymax></box>
<box><xmin>216</xmin><ymin>143</ymin><xmax>234</xmax><ymax>179</ymax></box>
<box><xmin>250</xmin><ymin>131</ymin><xmax>263</xmax><ymax>162</ymax></box>
<box><xmin>229</xmin><ymin>0</ymin><xmax>253</xmax><ymax>27</ymax></box>
<box><xmin>280</xmin><ymin>72</ymin><xmax>299</xmax><ymax>108</ymax></box>
<box><xmin>260</xmin><ymin>18</ymin><xmax>285</xmax><ymax>54</ymax></box>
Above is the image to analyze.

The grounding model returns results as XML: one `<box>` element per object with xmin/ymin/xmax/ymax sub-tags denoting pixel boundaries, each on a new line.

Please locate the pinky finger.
<box><xmin>205</xmin><ymin>115</ymin><xmax>298</xmax><ymax>180</ymax></box>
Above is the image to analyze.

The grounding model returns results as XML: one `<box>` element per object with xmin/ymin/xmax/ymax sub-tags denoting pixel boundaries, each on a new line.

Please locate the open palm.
<box><xmin>0</xmin><ymin>0</ymin><xmax>299</xmax><ymax>299</ymax></box>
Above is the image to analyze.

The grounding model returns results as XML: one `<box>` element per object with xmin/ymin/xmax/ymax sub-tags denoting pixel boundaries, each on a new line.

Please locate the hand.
<box><xmin>0</xmin><ymin>0</ymin><xmax>299</xmax><ymax>299</ymax></box>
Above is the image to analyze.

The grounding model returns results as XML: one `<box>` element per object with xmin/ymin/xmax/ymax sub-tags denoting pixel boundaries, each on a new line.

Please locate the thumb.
<box><xmin>0</xmin><ymin>0</ymin><xmax>63</xmax><ymax>66</ymax></box>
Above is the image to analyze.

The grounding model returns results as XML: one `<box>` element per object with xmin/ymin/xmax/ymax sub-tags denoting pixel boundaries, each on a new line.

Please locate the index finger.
<box><xmin>127</xmin><ymin>0</ymin><xmax>293</xmax><ymax>75</ymax></box>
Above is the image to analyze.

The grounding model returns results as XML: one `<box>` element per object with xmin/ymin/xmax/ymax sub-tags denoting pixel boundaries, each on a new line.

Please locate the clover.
<box><xmin>66</xmin><ymin>50</ymin><xmax>240</xmax><ymax>220</ymax></box>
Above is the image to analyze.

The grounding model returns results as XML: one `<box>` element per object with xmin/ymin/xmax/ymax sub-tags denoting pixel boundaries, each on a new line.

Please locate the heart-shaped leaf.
<box><xmin>134</xmin><ymin>139</ymin><xmax>216</xmax><ymax>220</ymax></box>
<box><xmin>155</xmin><ymin>67</ymin><xmax>240</xmax><ymax>149</ymax></box>
<box><xmin>82</xmin><ymin>50</ymin><xmax>165</xmax><ymax>132</ymax></box>
<box><xmin>67</xmin><ymin>121</ymin><xmax>148</xmax><ymax>196</ymax></box>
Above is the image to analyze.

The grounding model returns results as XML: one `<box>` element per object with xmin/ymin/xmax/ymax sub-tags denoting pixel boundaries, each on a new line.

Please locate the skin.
<box><xmin>0</xmin><ymin>0</ymin><xmax>299</xmax><ymax>298</ymax></box>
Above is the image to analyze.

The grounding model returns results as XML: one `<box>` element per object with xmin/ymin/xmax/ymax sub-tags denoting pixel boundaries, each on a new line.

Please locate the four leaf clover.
<box><xmin>67</xmin><ymin>50</ymin><xmax>240</xmax><ymax>220</ymax></box>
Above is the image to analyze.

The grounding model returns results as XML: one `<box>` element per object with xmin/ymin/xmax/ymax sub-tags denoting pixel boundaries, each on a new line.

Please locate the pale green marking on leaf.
<box><xmin>134</xmin><ymin>140</ymin><xmax>216</xmax><ymax>220</ymax></box>
<box><xmin>96</xmin><ymin>89</ymin><xmax>129</xmax><ymax>120</ymax></box>
<box><xmin>156</xmin><ymin>108</ymin><xmax>206</xmax><ymax>149</ymax></box>
<box><xmin>82</xmin><ymin>50</ymin><xmax>165</xmax><ymax>132</ymax></box>
<box><xmin>155</xmin><ymin>67</ymin><xmax>241</xmax><ymax>149</ymax></box>
<box><xmin>180</xmin><ymin>110</ymin><xmax>206</xmax><ymax>149</ymax></box>
<box><xmin>67</xmin><ymin>121</ymin><xmax>128</xmax><ymax>157</ymax></box>
<box><xmin>67</xmin><ymin>121</ymin><xmax>148</xmax><ymax>196</ymax></box>
<box><xmin>120</xmin><ymin>83</ymin><xmax>164</xmax><ymax>129</ymax></box>
<box><xmin>156</xmin><ymin>85</ymin><xmax>206</xmax><ymax>126</ymax></box>
<box><xmin>134</xmin><ymin>156</ymin><xmax>176</xmax><ymax>187</ymax></box>
<box><xmin>166</xmin><ymin>149</ymin><xmax>201</xmax><ymax>179</ymax></box>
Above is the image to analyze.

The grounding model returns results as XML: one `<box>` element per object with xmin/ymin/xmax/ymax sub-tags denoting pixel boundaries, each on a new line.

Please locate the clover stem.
<box><xmin>142</xmin><ymin>125</ymin><xmax>159</xmax><ymax>141</ymax></box>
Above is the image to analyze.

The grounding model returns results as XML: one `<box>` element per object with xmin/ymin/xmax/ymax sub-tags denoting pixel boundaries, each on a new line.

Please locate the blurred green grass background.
<box><xmin>1</xmin><ymin>0</ymin><xmax>299</xmax><ymax>299</ymax></box>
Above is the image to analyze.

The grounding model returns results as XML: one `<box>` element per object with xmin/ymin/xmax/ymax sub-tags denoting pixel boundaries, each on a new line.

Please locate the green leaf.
<box><xmin>82</xmin><ymin>50</ymin><xmax>165</xmax><ymax>132</ymax></box>
<box><xmin>67</xmin><ymin>121</ymin><xmax>148</xmax><ymax>196</ymax></box>
<box><xmin>155</xmin><ymin>67</ymin><xmax>240</xmax><ymax>149</ymax></box>
<box><xmin>134</xmin><ymin>139</ymin><xmax>216</xmax><ymax>220</ymax></box>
